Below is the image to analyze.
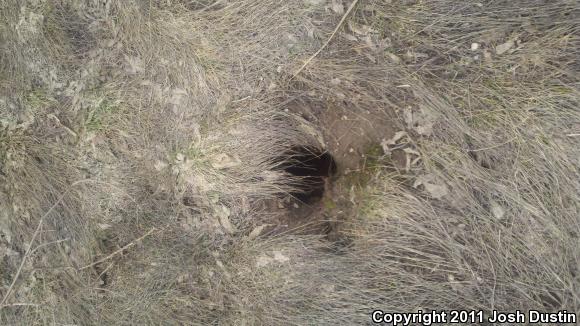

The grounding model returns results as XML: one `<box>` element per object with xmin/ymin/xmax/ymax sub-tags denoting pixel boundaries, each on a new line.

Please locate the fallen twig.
<box><xmin>79</xmin><ymin>227</ymin><xmax>157</xmax><ymax>271</ymax></box>
<box><xmin>292</xmin><ymin>0</ymin><xmax>360</xmax><ymax>79</ymax></box>
<box><xmin>0</xmin><ymin>180</ymin><xmax>89</xmax><ymax>309</ymax></box>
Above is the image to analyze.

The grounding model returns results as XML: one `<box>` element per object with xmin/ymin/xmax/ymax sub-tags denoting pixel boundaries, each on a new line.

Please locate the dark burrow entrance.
<box><xmin>263</xmin><ymin>145</ymin><xmax>353</xmax><ymax>251</ymax></box>
<box><xmin>277</xmin><ymin>146</ymin><xmax>337</xmax><ymax>204</ymax></box>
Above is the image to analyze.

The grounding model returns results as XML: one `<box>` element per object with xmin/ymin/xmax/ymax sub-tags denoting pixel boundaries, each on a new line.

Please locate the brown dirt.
<box><xmin>263</xmin><ymin>100</ymin><xmax>398</xmax><ymax>240</ymax></box>
<box><xmin>288</xmin><ymin>100</ymin><xmax>398</xmax><ymax>172</ymax></box>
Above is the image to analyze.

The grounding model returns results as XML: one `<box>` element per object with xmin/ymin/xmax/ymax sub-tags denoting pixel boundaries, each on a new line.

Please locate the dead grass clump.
<box><xmin>1</xmin><ymin>0</ymin><xmax>579</xmax><ymax>324</ymax></box>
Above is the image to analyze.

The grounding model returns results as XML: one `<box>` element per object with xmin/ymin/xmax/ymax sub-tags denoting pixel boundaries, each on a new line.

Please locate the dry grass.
<box><xmin>1</xmin><ymin>0</ymin><xmax>579</xmax><ymax>325</ymax></box>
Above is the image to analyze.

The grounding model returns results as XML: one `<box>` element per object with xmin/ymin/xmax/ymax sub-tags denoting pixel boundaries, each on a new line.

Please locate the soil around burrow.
<box><xmin>261</xmin><ymin>100</ymin><xmax>399</xmax><ymax>241</ymax></box>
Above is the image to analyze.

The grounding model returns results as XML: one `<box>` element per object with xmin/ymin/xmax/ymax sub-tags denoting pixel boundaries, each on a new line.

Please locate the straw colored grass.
<box><xmin>1</xmin><ymin>0</ymin><xmax>578</xmax><ymax>324</ymax></box>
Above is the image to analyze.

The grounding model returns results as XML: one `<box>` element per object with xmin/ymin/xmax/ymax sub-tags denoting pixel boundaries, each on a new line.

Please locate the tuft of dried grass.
<box><xmin>1</xmin><ymin>0</ymin><xmax>578</xmax><ymax>324</ymax></box>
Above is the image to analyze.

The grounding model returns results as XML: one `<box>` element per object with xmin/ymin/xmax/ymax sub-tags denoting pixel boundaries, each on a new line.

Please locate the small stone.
<box><xmin>470</xmin><ymin>43</ymin><xmax>479</xmax><ymax>51</ymax></box>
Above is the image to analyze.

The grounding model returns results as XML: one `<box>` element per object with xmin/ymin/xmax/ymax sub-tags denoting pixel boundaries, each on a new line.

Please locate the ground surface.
<box><xmin>1</xmin><ymin>0</ymin><xmax>579</xmax><ymax>325</ymax></box>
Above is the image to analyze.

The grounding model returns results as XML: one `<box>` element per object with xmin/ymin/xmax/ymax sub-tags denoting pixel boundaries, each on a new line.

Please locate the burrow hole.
<box><xmin>277</xmin><ymin>146</ymin><xmax>337</xmax><ymax>204</ymax></box>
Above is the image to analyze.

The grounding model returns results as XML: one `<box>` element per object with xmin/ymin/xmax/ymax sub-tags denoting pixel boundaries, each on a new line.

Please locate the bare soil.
<box><xmin>263</xmin><ymin>99</ymin><xmax>399</xmax><ymax>240</ymax></box>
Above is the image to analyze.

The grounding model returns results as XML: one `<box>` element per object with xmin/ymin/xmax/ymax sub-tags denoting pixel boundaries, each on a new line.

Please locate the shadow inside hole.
<box><xmin>277</xmin><ymin>146</ymin><xmax>337</xmax><ymax>204</ymax></box>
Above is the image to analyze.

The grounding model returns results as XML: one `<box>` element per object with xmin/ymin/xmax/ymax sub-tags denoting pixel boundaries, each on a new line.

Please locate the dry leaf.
<box><xmin>154</xmin><ymin>160</ymin><xmax>168</xmax><ymax>171</ymax></box>
<box><xmin>341</xmin><ymin>33</ymin><xmax>358</xmax><ymax>42</ymax></box>
<box><xmin>186</xmin><ymin>174</ymin><xmax>215</xmax><ymax>192</ymax></box>
<box><xmin>217</xmin><ymin>205</ymin><xmax>236</xmax><ymax>234</ymax></box>
<box><xmin>273</xmin><ymin>251</ymin><xmax>290</xmax><ymax>263</ymax></box>
<box><xmin>490</xmin><ymin>200</ymin><xmax>505</xmax><ymax>219</ymax></box>
<box><xmin>424</xmin><ymin>182</ymin><xmax>449</xmax><ymax>199</ymax></box>
<box><xmin>414</xmin><ymin>174</ymin><xmax>449</xmax><ymax>199</ymax></box>
<box><xmin>124</xmin><ymin>55</ymin><xmax>143</xmax><ymax>74</ymax></box>
<box><xmin>331</xmin><ymin>0</ymin><xmax>344</xmax><ymax>14</ymax></box>
<box><xmin>389</xmin><ymin>131</ymin><xmax>408</xmax><ymax>145</ymax></box>
<box><xmin>211</xmin><ymin>153</ymin><xmax>242</xmax><ymax>169</ymax></box>
<box><xmin>259</xmin><ymin>170</ymin><xmax>281</xmax><ymax>182</ymax></box>
<box><xmin>495</xmin><ymin>39</ymin><xmax>515</xmax><ymax>55</ymax></box>
<box><xmin>381</xmin><ymin>131</ymin><xmax>408</xmax><ymax>154</ymax></box>
<box><xmin>256</xmin><ymin>254</ymin><xmax>273</xmax><ymax>268</ymax></box>
<box><xmin>415</xmin><ymin>122</ymin><xmax>434</xmax><ymax>136</ymax></box>
<box><xmin>403</xmin><ymin>107</ymin><xmax>413</xmax><ymax>127</ymax></box>
<box><xmin>385</xmin><ymin>52</ymin><xmax>401</xmax><ymax>64</ymax></box>
<box><xmin>248</xmin><ymin>225</ymin><xmax>268</xmax><ymax>239</ymax></box>
<box><xmin>363</xmin><ymin>35</ymin><xmax>375</xmax><ymax>49</ymax></box>
<box><xmin>483</xmin><ymin>50</ymin><xmax>493</xmax><ymax>62</ymax></box>
<box><xmin>412</xmin><ymin>106</ymin><xmax>439</xmax><ymax>137</ymax></box>
<box><xmin>304</xmin><ymin>0</ymin><xmax>324</xmax><ymax>5</ymax></box>
<box><xmin>169</xmin><ymin>88</ymin><xmax>187</xmax><ymax>105</ymax></box>
<box><xmin>347</xmin><ymin>21</ymin><xmax>375</xmax><ymax>36</ymax></box>
<box><xmin>403</xmin><ymin>147</ymin><xmax>420</xmax><ymax>156</ymax></box>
